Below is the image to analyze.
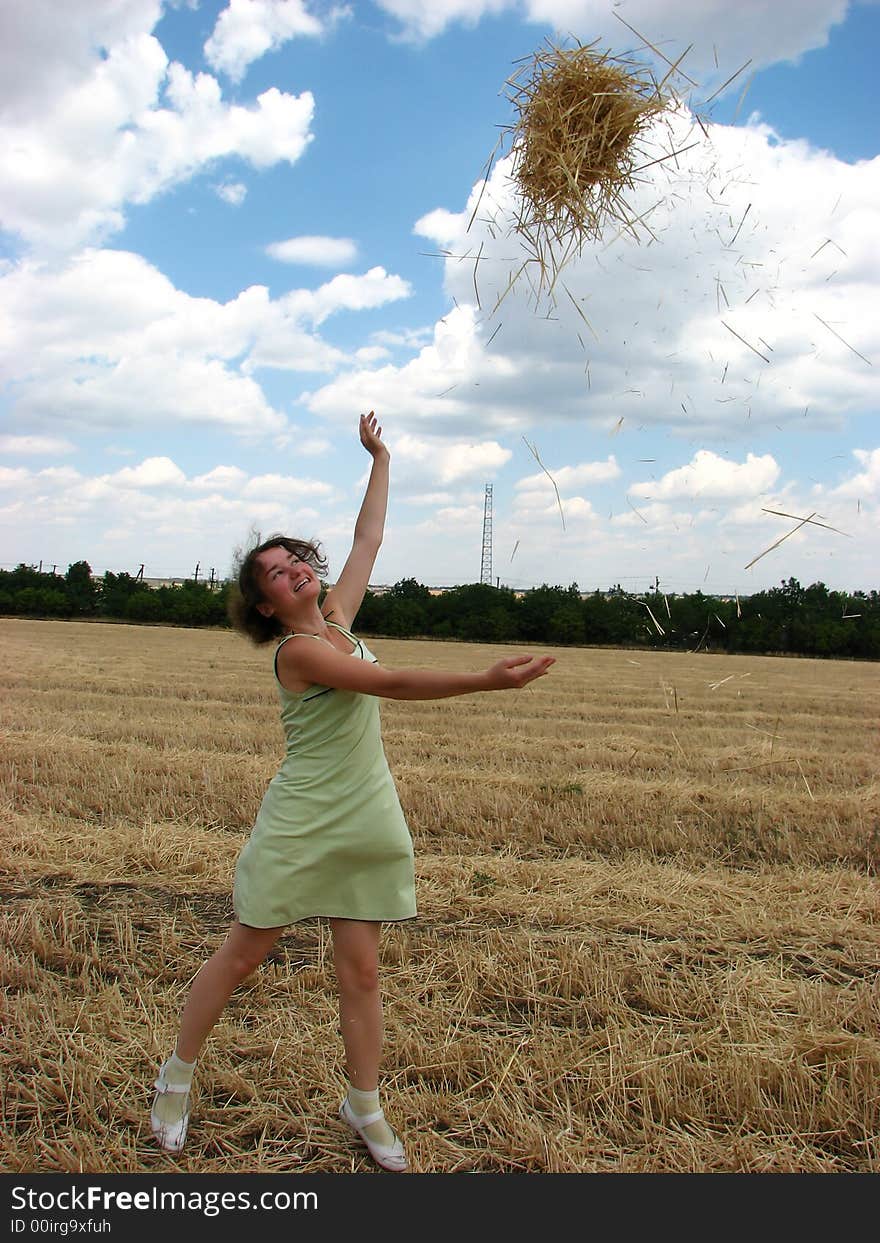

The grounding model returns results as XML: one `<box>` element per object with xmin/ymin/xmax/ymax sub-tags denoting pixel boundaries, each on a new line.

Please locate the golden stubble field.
<box><xmin>1</xmin><ymin>617</ymin><xmax>878</xmax><ymax>1174</ymax></box>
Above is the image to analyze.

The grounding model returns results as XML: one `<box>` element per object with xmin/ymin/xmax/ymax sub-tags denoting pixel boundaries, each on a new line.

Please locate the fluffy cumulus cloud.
<box><xmin>391</xmin><ymin>432</ymin><xmax>512</xmax><ymax>491</ymax></box>
<box><xmin>204</xmin><ymin>0</ymin><xmax>325</xmax><ymax>82</ymax></box>
<box><xmin>829</xmin><ymin>447</ymin><xmax>880</xmax><ymax>498</ymax></box>
<box><xmin>0</xmin><ymin>11</ymin><xmax>315</xmax><ymax>252</ymax></box>
<box><xmin>0</xmin><ymin>455</ymin><xmax>340</xmax><ymax>579</ymax></box>
<box><xmin>111</xmin><ymin>457</ymin><xmax>187</xmax><ymax>488</ymax></box>
<box><xmin>516</xmin><ymin>457</ymin><xmax>621</xmax><ymax>491</ymax></box>
<box><xmin>266</xmin><ymin>235</ymin><xmax>359</xmax><ymax>268</ymax></box>
<box><xmin>630</xmin><ymin>450</ymin><xmax>780</xmax><ymax>500</ymax></box>
<box><xmin>0</xmin><ymin>249</ymin><xmax>411</xmax><ymax>437</ymax></box>
<box><xmin>0</xmin><ymin>434</ymin><xmax>75</xmax><ymax>456</ymax></box>
<box><xmin>215</xmin><ymin>180</ymin><xmax>248</xmax><ymax>206</ymax></box>
<box><xmin>303</xmin><ymin>303</ymin><xmax>522</xmax><ymax>429</ymax></box>
<box><xmin>374</xmin><ymin>0</ymin><xmax>509</xmax><ymax>41</ymax></box>
<box><xmin>375</xmin><ymin>0</ymin><xmax>855</xmax><ymax>85</ymax></box>
<box><xmin>0</xmin><ymin>0</ymin><xmax>163</xmax><ymax>120</ymax></box>
<box><xmin>306</xmin><ymin>105</ymin><xmax>879</xmax><ymax>444</ymax></box>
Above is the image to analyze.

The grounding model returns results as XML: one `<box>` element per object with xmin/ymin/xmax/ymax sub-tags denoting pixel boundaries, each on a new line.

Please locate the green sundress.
<box><xmin>233</xmin><ymin>623</ymin><xmax>417</xmax><ymax>927</ymax></box>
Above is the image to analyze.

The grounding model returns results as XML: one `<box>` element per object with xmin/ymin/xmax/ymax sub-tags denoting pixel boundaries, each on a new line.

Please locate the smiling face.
<box><xmin>255</xmin><ymin>545</ymin><xmax>321</xmax><ymax>621</ymax></box>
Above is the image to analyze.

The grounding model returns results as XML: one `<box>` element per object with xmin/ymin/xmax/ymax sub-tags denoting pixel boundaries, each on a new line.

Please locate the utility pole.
<box><xmin>136</xmin><ymin>565</ymin><xmax>144</xmax><ymax>582</ymax></box>
<box><xmin>209</xmin><ymin>568</ymin><xmax>215</xmax><ymax>590</ymax></box>
<box><xmin>193</xmin><ymin>562</ymin><xmax>200</xmax><ymax>583</ymax></box>
<box><xmin>480</xmin><ymin>483</ymin><xmax>493</xmax><ymax>585</ymax></box>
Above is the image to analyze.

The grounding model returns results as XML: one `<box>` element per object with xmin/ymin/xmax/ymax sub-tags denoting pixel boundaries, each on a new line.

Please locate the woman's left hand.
<box><xmin>360</xmin><ymin>410</ymin><xmax>389</xmax><ymax>460</ymax></box>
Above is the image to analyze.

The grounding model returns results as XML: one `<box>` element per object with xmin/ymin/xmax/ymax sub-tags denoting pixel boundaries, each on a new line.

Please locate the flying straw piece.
<box><xmin>635</xmin><ymin>599</ymin><xmax>665</xmax><ymax>636</ymax></box>
<box><xmin>795</xmin><ymin>758</ymin><xmax>815</xmax><ymax>802</ymax></box>
<box><xmin>626</xmin><ymin>496</ymin><xmax>648</xmax><ymax>524</ymax></box>
<box><xmin>732</xmin><ymin>71</ymin><xmax>755</xmax><ymax>123</ymax></box>
<box><xmin>721</xmin><ymin>320</ymin><xmax>771</xmax><ymax>363</ymax></box>
<box><xmin>728</xmin><ymin>202</ymin><xmax>751</xmax><ymax>248</ymax></box>
<box><xmin>744</xmin><ymin>512</ymin><xmax>816</xmax><ymax>571</ymax></box>
<box><xmin>760</xmin><ymin>507</ymin><xmax>850</xmax><ymax>537</ymax></box>
<box><xmin>708</xmin><ymin>674</ymin><xmax>735</xmax><ymax>690</ymax></box>
<box><xmin>613</xmin><ymin>12</ymin><xmax>700</xmax><ymax>86</ymax></box>
<box><xmin>700</xmin><ymin>58</ymin><xmax>753</xmax><ymax>107</ymax></box>
<box><xmin>472</xmin><ymin>241</ymin><xmax>484</xmax><ymax>311</ymax></box>
<box><xmin>522</xmin><ymin>436</ymin><xmax>565</xmax><ymax>529</ymax></box>
<box><xmin>812</xmin><ymin>312</ymin><xmax>873</xmax><ymax>366</ymax></box>
<box><xmin>562</xmin><ymin>283</ymin><xmax>600</xmax><ymax>341</ymax></box>
<box><xmin>510</xmin><ymin>539</ymin><xmax>520</xmax><ymax>561</ymax></box>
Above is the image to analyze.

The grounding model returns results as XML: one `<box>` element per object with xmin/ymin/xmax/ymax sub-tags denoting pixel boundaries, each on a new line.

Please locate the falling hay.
<box><xmin>496</xmin><ymin>36</ymin><xmax>675</xmax><ymax>301</ymax></box>
<box><xmin>744</xmin><ymin>512</ymin><xmax>817</xmax><ymax>571</ymax></box>
<box><xmin>522</xmin><ymin>436</ymin><xmax>566</xmax><ymax>530</ymax></box>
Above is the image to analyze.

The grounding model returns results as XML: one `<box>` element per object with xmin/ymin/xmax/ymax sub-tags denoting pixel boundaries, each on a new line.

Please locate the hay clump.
<box><xmin>501</xmin><ymin>37</ymin><xmax>668</xmax><ymax>291</ymax></box>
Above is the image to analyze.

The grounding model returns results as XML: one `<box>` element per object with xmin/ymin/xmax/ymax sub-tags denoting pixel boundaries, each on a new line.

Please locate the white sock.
<box><xmin>347</xmin><ymin>1084</ymin><xmax>396</xmax><ymax>1148</ymax></box>
<box><xmin>153</xmin><ymin>1050</ymin><xmax>196</xmax><ymax>1126</ymax></box>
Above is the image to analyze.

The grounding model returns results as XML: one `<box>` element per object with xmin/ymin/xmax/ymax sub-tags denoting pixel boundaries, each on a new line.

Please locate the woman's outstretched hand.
<box><xmin>360</xmin><ymin>410</ymin><xmax>389</xmax><ymax>460</ymax></box>
<box><xmin>485</xmin><ymin>653</ymin><xmax>556</xmax><ymax>690</ymax></box>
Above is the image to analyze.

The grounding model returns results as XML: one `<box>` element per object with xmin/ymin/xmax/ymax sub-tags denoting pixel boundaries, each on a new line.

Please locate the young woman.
<box><xmin>150</xmin><ymin>412</ymin><xmax>555</xmax><ymax>1171</ymax></box>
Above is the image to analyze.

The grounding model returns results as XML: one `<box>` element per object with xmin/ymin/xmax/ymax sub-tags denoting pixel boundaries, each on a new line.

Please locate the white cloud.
<box><xmin>0</xmin><ymin>249</ymin><xmax>410</xmax><ymax>439</ymax></box>
<box><xmin>830</xmin><ymin>447</ymin><xmax>880</xmax><ymax>498</ymax></box>
<box><xmin>192</xmin><ymin>466</ymin><xmax>249</xmax><ymax>491</ymax></box>
<box><xmin>303</xmin><ymin>303</ymin><xmax>521</xmax><ymax>431</ymax></box>
<box><xmin>376</xmin><ymin>0</ymin><xmax>509</xmax><ymax>41</ymax></box>
<box><xmin>241</xmin><ymin>473</ymin><xmax>335</xmax><ymax>497</ymax></box>
<box><xmin>204</xmin><ymin>0</ymin><xmax>324</xmax><ymax>83</ymax></box>
<box><xmin>0</xmin><ymin>0</ymin><xmax>163</xmax><ymax>120</ymax></box>
<box><xmin>375</xmin><ymin>1</ymin><xmax>855</xmax><ymax>86</ymax></box>
<box><xmin>516</xmin><ymin>457</ymin><xmax>621</xmax><ymax>490</ymax></box>
<box><xmin>309</xmin><ymin>109</ymin><xmax>880</xmax><ymax>442</ymax></box>
<box><xmin>111</xmin><ymin>457</ymin><xmax>187</xmax><ymax>488</ymax></box>
<box><xmin>266</xmin><ymin>235</ymin><xmax>359</xmax><ymax>267</ymax></box>
<box><xmin>0</xmin><ymin>434</ymin><xmax>75</xmax><ymax>456</ymax></box>
<box><xmin>393</xmin><ymin>432</ymin><xmax>512</xmax><ymax>488</ymax></box>
<box><xmin>0</xmin><ymin>22</ymin><xmax>315</xmax><ymax>253</ymax></box>
<box><xmin>630</xmin><ymin>450</ymin><xmax>780</xmax><ymax>500</ymax></box>
<box><xmin>282</xmin><ymin>267</ymin><xmax>411</xmax><ymax>326</ymax></box>
<box><xmin>215</xmin><ymin>180</ymin><xmax>248</xmax><ymax>206</ymax></box>
<box><xmin>413</xmin><ymin>207</ymin><xmax>465</xmax><ymax>245</ymax></box>
<box><xmin>0</xmin><ymin>455</ymin><xmax>341</xmax><ymax>580</ymax></box>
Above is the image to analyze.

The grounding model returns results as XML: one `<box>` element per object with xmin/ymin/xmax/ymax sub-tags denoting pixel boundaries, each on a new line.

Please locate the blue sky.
<box><xmin>1</xmin><ymin>0</ymin><xmax>877</xmax><ymax>596</ymax></box>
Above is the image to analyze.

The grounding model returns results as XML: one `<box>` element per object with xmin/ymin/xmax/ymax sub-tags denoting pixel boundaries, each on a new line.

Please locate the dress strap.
<box><xmin>273</xmin><ymin>631</ymin><xmax>316</xmax><ymax>682</ymax></box>
<box><xmin>326</xmin><ymin>621</ymin><xmax>357</xmax><ymax>640</ymax></box>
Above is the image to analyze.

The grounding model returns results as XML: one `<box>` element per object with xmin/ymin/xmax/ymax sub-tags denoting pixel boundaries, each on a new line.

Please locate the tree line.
<box><xmin>1</xmin><ymin>561</ymin><xmax>877</xmax><ymax>659</ymax></box>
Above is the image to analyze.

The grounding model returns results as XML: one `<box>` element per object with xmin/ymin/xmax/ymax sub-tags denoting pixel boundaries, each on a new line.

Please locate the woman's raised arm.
<box><xmin>321</xmin><ymin>412</ymin><xmax>389</xmax><ymax>626</ymax></box>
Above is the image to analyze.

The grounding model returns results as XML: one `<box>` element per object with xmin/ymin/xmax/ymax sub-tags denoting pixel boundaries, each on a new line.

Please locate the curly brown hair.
<box><xmin>228</xmin><ymin>534</ymin><xmax>328</xmax><ymax>645</ymax></box>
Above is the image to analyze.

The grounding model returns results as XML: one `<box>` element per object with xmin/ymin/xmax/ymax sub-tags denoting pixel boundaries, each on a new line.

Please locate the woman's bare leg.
<box><xmin>330</xmin><ymin>918</ymin><xmax>403</xmax><ymax>1163</ymax></box>
<box><xmin>176</xmin><ymin>920</ymin><xmax>286</xmax><ymax>1061</ymax></box>
<box><xmin>329</xmin><ymin>918</ymin><xmax>383</xmax><ymax>1088</ymax></box>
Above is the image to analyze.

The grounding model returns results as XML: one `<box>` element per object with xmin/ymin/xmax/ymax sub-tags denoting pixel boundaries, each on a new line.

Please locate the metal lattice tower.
<box><xmin>480</xmin><ymin>483</ymin><xmax>493</xmax><ymax>585</ymax></box>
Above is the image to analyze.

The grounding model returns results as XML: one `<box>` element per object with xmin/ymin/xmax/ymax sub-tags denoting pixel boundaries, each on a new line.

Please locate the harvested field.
<box><xmin>1</xmin><ymin>618</ymin><xmax>878</xmax><ymax>1173</ymax></box>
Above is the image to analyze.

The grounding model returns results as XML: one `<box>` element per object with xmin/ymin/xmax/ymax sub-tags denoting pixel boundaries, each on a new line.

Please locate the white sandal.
<box><xmin>151</xmin><ymin>1066</ymin><xmax>192</xmax><ymax>1154</ymax></box>
<box><xmin>339</xmin><ymin>1096</ymin><xmax>408</xmax><ymax>1172</ymax></box>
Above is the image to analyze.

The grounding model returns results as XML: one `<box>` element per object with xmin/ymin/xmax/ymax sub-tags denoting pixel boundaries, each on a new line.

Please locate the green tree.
<box><xmin>65</xmin><ymin>561</ymin><xmax>98</xmax><ymax>616</ymax></box>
